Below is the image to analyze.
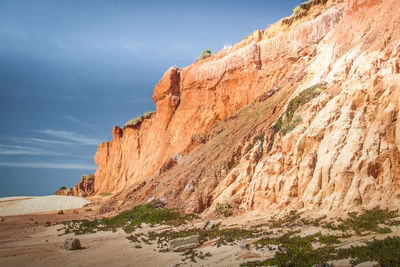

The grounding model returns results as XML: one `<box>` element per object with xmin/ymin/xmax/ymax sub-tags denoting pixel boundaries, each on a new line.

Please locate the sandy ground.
<box><xmin>0</xmin><ymin>208</ymin><xmax>272</xmax><ymax>267</ymax></box>
<box><xmin>0</xmin><ymin>200</ymin><xmax>396</xmax><ymax>267</ymax></box>
<box><xmin>0</xmin><ymin>196</ymin><xmax>92</xmax><ymax>216</ymax></box>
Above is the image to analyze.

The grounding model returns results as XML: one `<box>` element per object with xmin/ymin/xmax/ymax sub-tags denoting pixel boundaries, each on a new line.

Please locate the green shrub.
<box><xmin>281</xmin><ymin>116</ymin><xmax>302</xmax><ymax>135</ymax></box>
<box><xmin>338</xmin><ymin>207</ymin><xmax>398</xmax><ymax>234</ymax></box>
<box><xmin>272</xmin><ymin>83</ymin><xmax>327</xmax><ymax>135</ymax></box>
<box><xmin>318</xmin><ymin>234</ymin><xmax>342</xmax><ymax>245</ymax></box>
<box><xmin>245</xmin><ymin>133</ymin><xmax>265</xmax><ymax>154</ymax></box>
<box><xmin>124</xmin><ymin>111</ymin><xmax>155</xmax><ymax>128</ymax></box>
<box><xmin>216</xmin><ymin>202</ymin><xmax>232</xmax><ymax>217</ymax></box>
<box><xmin>198</xmin><ymin>49</ymin><xmax>212</xmax><ymax>59</ymax></box>
<box><xmin>251</xmin><ymin>231</ymin><xmax>329</xmax><ymax>267</ymax></box>
<box><xmin>230</xmin><ymin>162</ymin><xmax>238</xmax><ymax>170</ymax></box>
<box><xmin>245</xmin><ymin>235</ymin><xmax>400</xmax><ymax>267</ymax></box>
<box><xmin>59</xmin><ymin>186</ymin><xmax>67</xmax><ymax>190</ymax></box>
<box><xmin>102</xmin><ymin>192</ymin><xmax>111</xmax><ymax>197</ymax></box>
<box><xmin>242</xmin><ymin>34</ymin><xmax>250</xmax><ymax>40</ymax></box>
<box><xmin>293</xmin><ymin>5</ymin><xmax>302</xmax><ymax>14</ymax></box>
<box><xmin>337</xmin><ymin>237</ymin><xmax>400</xmax><ymax>266</ymax></box>
<box><xmin>62</xmin><ymin>201</ymin><xmax>196</xmax><ymax>234</ymax></box>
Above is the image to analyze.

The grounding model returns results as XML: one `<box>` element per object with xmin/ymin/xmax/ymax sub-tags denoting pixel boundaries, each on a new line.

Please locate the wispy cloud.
<box><xmin>0</xmin><ymin>136</ymin><xmax>72</xmax><ymax>146</ymax></box>
<box><xmin>0</xmin><ymin>144</ymin><xmax>89</xmax><ymax>158</ymax></box>
<box><xmin>37</xmin><ymin>129</ymin><xmax>102</xmax><ymax>146</ymax></box>
<box><xmin>64</xmin><ymin>115</ymin><xmax>94</xmax><ymax>128</ymax></box>
<box><xmin>65</xmin><ymin>115</ymin><xmax>81</xmax><ymax>124</ymax></box>
<box><xmin>0</xmin><ymin>161</ymin><xmax>96</xmax><ymax>170</ymax></box>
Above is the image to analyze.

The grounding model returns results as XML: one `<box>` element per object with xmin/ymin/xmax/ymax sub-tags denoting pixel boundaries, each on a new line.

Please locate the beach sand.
<box><xmin>0</xmin><ymin>204</ymin><xmax>264</xmax><ymax>267</ymax></box>
<box><xmin>0</xmin><ymin>196</ymin><xmax>393</xmax><ymax>267</ymax></box>
<box><xmin>0</xmin><ymin>195</ymin><xmax>92</xmax><ymax>216</ymax></box>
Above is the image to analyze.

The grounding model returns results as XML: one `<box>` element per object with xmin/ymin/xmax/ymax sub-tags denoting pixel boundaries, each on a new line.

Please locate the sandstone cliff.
<box><xmin>54</xmin><ymin>187</ymin><xmax>73</xmax><ymax>196</ymax></box>
<box><xmin>74</xmin><ymin>0</ymin><xmax>400</xmax><ymax>217</ymax></box>
<box><xmin>73</xmin><ymin>174</ymin><xmax>95</xmax><ymax>197</ymax></box>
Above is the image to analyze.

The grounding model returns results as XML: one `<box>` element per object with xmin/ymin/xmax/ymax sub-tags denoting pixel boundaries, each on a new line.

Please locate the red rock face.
<box><xmin>79</xmin><ymin>0</ymin><xmax>344</xmax><ymax>196</ymax></box>
<box><xmin>345</xmin><ymin>0</ymin><xmax>382</xmax><ymax>13</ymax></box>
<box><xmin>54</xmin><ymin>188</ymin><xmax>73</xmax><ymax>196</ymax></box>
<box><xmin>74</xmin><ymin>0</ymin><xmax>400</xmax><ymax>216</ymax></box>
<box><xmin>73</xmin><ymin>175</ymin><xmax>95</xmax><ymax>197</ymax></box>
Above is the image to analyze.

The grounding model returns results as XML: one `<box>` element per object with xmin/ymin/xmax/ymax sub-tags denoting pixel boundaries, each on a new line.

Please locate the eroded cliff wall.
<box><xmin>75</xmin><ymin>0</ymin><xmax>400</xmax><ymax>216</ymax></box>
<box><xmin>88</xmin><ymin>0</ymin><xmax>345</xmax><ymax>195</ymax></box>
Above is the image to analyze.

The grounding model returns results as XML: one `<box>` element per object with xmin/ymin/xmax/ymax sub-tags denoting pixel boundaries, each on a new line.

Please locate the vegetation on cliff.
<box><xmin>124</xmin><ymin>111</ymin><xmax>155</xmax><ymax>128</ymax></box>
<box><xmin>198</xmin><ymin>49</ymin><xmax>212</xmax><ymax>59</ymax></box>
<box><xmin>273</xmin><ymin>82</ymin><xmax>327</xmax><ymax>135</ymax></box>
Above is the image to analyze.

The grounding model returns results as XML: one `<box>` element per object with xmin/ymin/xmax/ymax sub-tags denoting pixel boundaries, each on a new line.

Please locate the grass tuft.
<box><xmin>273</xmin><ymin>83</ymin><xmax>327</xmax><ymax>135</ymax></box>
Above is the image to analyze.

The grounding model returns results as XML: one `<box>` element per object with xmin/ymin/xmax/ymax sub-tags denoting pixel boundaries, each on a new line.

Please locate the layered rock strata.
<box><xmin>75</xmin><ymin>0</ymin><xmax>400</xmax><ymax>216</ymax></box>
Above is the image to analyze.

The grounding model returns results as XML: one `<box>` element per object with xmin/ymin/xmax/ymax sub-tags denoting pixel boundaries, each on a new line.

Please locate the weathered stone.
<box><xmin>64</xmin><ymin>238</ymin><xmax>81</xmax><ymax>250</ymax></box>
<box><xmin>169</xmin><ymin>235</ymin><xmax>199</xmax><ymax>252</ymax></box>
<box><xmin>57</xmin><ymin>210</ymin><xmax>63</xmax><ymax>215</ymax></box>
<box><xmin>202</xmin><ymin>221</ymin><xmax>214</xmax><ymax>230</ymax></box>
<box><xmin>44</xmin><ymin>221</ymin><xmax>51</xmax><ymax>227</ymax></box>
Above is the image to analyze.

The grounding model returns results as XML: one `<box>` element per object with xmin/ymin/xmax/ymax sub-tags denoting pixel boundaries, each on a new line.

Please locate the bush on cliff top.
<box><xmin>198</xmin><ymin>49</ymin><xmax>212</xmax><ymax>60</ymax></box>
<box><xmin>293</xmin><ymin>5</ymin><xmax>303</xmax><ymax>14</ymax></box>
<box><xmin>124</xmin><ymin>111</ymin><xmax>155</xmax><ymax>128</ymax></box>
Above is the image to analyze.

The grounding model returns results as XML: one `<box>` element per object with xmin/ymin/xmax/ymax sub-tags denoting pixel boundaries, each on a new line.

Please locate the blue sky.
<box><xmin>0</xmin><ymin>0</ymin><xmax>303</xmax><ymax>197</ymax></box>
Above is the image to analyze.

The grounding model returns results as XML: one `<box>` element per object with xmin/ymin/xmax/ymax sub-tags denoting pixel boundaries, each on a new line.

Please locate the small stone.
<box><xmin>239</xmin><ymin>239</ymin><xmax>246</xmax><ymax>249</ymax></box>
<box><xmin>64</xmin><ymin>238</ymin><xmax>81</xmax><ymax>250</ymax></box>
<box><xmin>44</xmin><ymin>221</ymin><xmax>51</xmax><ymax>227</ymax></box>
<box><xmin>0</xmin><ymin>218</ymin><xmax>4</xmax><ymax>222</ymax></box>
<box><xmin>73</xmin><ymin>210</ymin><xmax>79</xmax><ymax>214</ymax></box>
<box><xmin>58</xmin><ymin>210</ymin><xmax>64</xmax><ymax>215</ymax></box>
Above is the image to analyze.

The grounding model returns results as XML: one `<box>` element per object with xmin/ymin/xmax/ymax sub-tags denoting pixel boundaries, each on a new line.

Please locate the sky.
<box><xmin>0</xmin><ymin>0</ymin><xmax>304</xmax><ymax>197</ymax></box>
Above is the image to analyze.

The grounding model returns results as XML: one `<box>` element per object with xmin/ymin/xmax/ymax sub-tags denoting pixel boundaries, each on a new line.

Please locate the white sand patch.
<box><xmin>0</xmin><ymin>195</ymin><xmax>91</xmax><ymax>216</ymax></box>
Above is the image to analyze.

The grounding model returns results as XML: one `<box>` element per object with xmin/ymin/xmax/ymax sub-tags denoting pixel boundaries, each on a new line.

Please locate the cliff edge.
<box><xmin>74</xmin><ymin>0</ymin><xmax>400</xmax><ymax>217</ymax></box>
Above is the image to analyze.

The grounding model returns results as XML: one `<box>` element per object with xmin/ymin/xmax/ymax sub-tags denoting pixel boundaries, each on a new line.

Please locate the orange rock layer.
<box><xmin>74</xmin><ymin>0</ymin><xmax>400</xmax><ymax>216</ymax></box>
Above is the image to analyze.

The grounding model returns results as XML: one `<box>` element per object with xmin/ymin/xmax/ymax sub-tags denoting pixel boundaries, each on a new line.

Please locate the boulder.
<box><xmin>58</xmin><ymin>210</ymin><xmax>64</xmax><ymax>215</ymax></box>
<box><xmin>202</xmin><ymin>221</ymin><xmax>215</xmax><ymax>230</ymax></box>
<box><xmin>169</xmin><ymin>235</ymin><xmax>199</xmax><ymax>252</ymax></box>
<box><xmin>64</xmin><ymin>238</ymin><xmax>81</xmax><ymax>250</ymax></box>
